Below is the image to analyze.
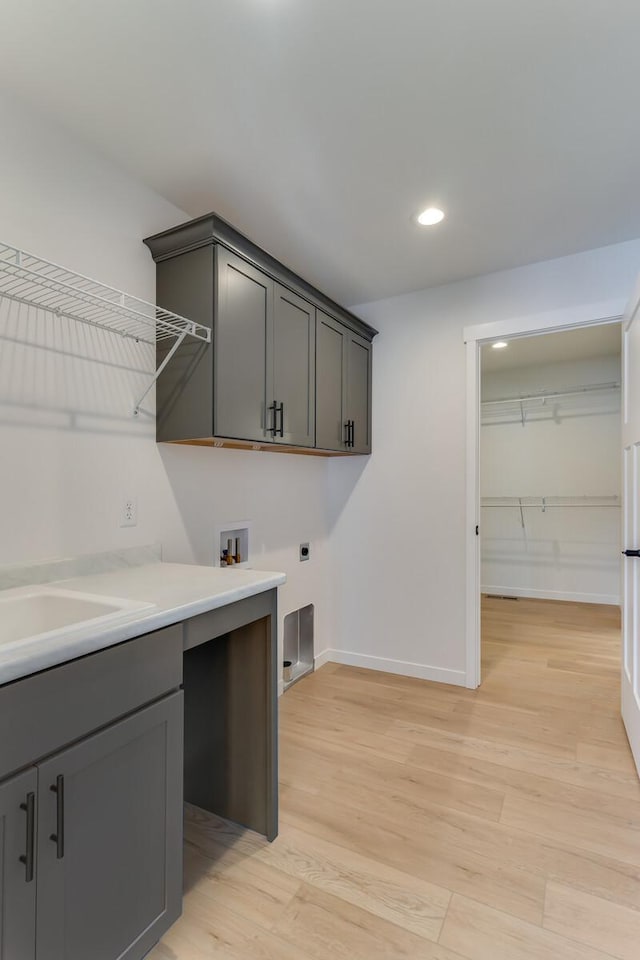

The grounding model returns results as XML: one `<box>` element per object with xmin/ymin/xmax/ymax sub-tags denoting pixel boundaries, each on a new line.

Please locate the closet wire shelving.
<box><xmin>0</xmin><ymin>242</ymin><xmax>211</xmax><ymax>414</ymax></box>
<box><xmin>481</xmin><ymin>495</ymin><xmax>621</xmax><ymax>529</ymax></box>
<box><xmin>482</xmin><ymin>382</ymin><xmax>621</xmax><ymax>427</ymax></box>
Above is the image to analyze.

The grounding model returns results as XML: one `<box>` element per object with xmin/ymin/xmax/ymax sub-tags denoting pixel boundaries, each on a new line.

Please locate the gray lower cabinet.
<box><xmin>0</xmin><ymin>690</ymin><xmax>182</xmax><ymax>960</ymax></box>
<box><xmin>316</xmin><ymin>311</ymin><xmax>372</xmax><ymax>453</ymax></box>
<box><xmin>0</xmin><ymin>768</ymin><xmax>37</xmax><ymax>960</ymax></box>
<box><xmin>35</xmin><ymin>692</ymin><xmax>183</xmax><ymax>960</ymax></box>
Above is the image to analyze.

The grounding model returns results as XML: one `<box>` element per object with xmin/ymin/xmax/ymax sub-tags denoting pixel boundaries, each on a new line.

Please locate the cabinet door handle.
<box><xmin>345</xmin><ymin>420</ymin><xmax>354</xmax><ymax>448</ymax></box>
<box><xmin>268</xmin><ymin>402</ymin><xmax>278</xmax><ymax>435</ymax></box>
<box><xmin>278</xmin><ymin>402</ymin><xmax>284</xmax><ymax>438</ymax></box>
<box><xmin>350</xmin><ymin>420</ymin><xmax>355</xmax><ymax>448</ymax></box>
<box><xmin>50</xmin><ymin>775</ymin><xmax>64</xmax><ymax>859</ymax></box>
<box><xmin>343</xmin><ymin>421</ymin><xmax>350</xmax><ymax>446</ymax></box>
<box><xmin>19</xmin><ymin>791</ymin><xmax>35</xmax><ymax>883</ymax></box>
<box><xmin>622</xmin><ymin>549</ymin><xmax>640</xmax><ymax>557</ymax></box>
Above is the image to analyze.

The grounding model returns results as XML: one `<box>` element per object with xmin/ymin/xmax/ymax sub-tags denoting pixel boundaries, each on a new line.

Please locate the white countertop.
<box><xmin>0</xmin><ymin>561</ymin><xmax>286</xmax><ymax>685</ymax></box>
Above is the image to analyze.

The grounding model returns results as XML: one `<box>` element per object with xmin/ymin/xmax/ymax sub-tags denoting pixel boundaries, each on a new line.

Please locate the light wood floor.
<box><xmin>149</xmin><ymin>597</ymin><xmax>640</xmax><ymax>960</ymax></box>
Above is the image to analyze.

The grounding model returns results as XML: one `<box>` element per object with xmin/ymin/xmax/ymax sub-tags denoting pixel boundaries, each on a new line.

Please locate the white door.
<box><xmin>622</xmin><ymin>278</ymin><xmax>640</xmax><ymax>777</ymax></box>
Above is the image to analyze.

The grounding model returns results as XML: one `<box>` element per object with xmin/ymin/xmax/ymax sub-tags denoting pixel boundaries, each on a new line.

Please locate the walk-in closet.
<box><xmin>480</xmin><ymin>325</ymin><xmax>622</xmax><ymax>606</ymax></box>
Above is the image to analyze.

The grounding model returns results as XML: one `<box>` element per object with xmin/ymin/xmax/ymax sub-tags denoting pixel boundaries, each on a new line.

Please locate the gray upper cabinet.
<box><xmin>0</xmin><ymin>768</ymin><xmax>37</xmax><ymax>960</ymax></box>
<box><xmin>215</xmin><ymin>254</ymin><xmax>315</xmax><ymax>446</ymax></box>
<box><xmin>215</xmin><ymin>248</ymin><xmax>272</xmax><ymax>443</ymax></box>
<box><xmin>346</xmin><ymin>332</ymin><xmax>372</xmax><ymax>455</ymax></box>
<box><xmin>316</xmin><ymin>312</ymin><xmax>372</xmax><ymax>454</ymax></box>
<box><xmin>316</xmin><ymin>311</ymin><xmax>349</xmax><ymax>451</ymax></box>
<box><xmin>144</xmin><ymin>212</ymin><xmax>377</xmax><ymax>455</ymax></box>
<box><xmin>36</xmin><ymin>692</ymin><xmax>183</xmax><ymax>960</ymax></box>
<box><xmin>272</xmin><ymin>284</ymin><xmax>315</xmax><ymax>447</ymax></box>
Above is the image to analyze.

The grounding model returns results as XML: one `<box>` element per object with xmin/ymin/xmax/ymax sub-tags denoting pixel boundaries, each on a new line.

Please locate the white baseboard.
<box><xmin>316</xmin><ymin>649</ymin><xmax>466</xmax><ymax>687</ymax></box>
<box><xmin>314</xmin><ymin>649</ymin><xmax>333</xmax><ymax>670</ymax></box>
<box><xmin>482</xmin><ymin>585</ymin><xmax>620</xmax><ymax>606</ymax></box>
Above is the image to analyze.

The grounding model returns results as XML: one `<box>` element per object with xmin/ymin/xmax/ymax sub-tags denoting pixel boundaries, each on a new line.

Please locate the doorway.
<box><xmin>464</xmin><ymin>313</ymin><xmax>624</xmax><ymax>689</ymax></box>
<box><xmin>479</xmin><ymin>325</ymin><xmax>622</xmax><ymax>684</ymax></box>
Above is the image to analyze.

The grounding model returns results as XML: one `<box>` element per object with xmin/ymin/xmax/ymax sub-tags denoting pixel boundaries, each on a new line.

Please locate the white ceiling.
<box><xmin>481</xmin><ymin>323</ymin><xmax>622</xmax><ymax>373</ymax></box>
<box><xmin>2</xmin><ymin>1</ymin><xmax>640</xmax><ymax>306</ymax></box>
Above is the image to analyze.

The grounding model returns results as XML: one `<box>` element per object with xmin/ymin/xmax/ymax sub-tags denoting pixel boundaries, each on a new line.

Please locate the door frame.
<box><xmin>464</xmin><ymin>304</ymin><xmax>625</xmax><ymax>689</ymax></box>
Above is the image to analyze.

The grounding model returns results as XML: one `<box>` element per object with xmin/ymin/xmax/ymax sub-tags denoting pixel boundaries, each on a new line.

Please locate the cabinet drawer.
<box><xmin>0</xmin><ymin>625</ymin><xmax>182</xmax><ymax>782</ymax></box>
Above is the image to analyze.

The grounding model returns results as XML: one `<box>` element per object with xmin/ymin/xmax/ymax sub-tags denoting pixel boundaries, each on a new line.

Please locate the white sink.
<box><xmin>0</xmin><ymin>587</ymin><xmax>154</xmax><ymax>651</ymax></box>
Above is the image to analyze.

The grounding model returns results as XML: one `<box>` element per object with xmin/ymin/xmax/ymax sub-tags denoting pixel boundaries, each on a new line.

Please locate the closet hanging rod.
<box><xmin>482</xmin><ymin>382</ymin><xmax>620</xmax><ymax>407</ymax></box>
<box><xmin>481</xmin><ymin>495</ymin><xmax>620</xmax><ymax>508</ymax></box>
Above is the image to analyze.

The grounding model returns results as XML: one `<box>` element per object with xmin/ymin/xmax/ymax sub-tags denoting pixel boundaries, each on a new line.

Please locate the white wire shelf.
<box><xmin>481</xmin><ymin>495</ymin><xmax>620</xmax><ymax>530</ymax></box>
<box><xmin>0</xmin><ymin>242</ymin><xmax>211</xmax><ymax>414</ymax></box>
<box><xmin>482</xmin><ymin>495</ymin><xmax>620</xmax><ymax>508</ymax></box>
<box><xmin>481</xmin><ymin>382</ymin><xmax>620</xmax><ymax>426</ymax></box>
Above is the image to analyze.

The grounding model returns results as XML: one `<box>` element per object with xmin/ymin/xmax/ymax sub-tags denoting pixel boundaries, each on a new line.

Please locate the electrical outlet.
<box><xmin>300</xmin><ymin>542</ymin><xmax>310</xmax><ymax>561</ymax></box>
<box><xmin>120</xmin><ymin>497</ymin><xmax>137</xmax><ymax>527</ymax></box>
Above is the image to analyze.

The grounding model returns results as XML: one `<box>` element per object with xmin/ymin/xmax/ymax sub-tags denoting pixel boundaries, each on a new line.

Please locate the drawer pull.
<box><xmin>49</xmin><ymin>775</ymin><xmax>64</xmax><ymax>859</ymax></box>
<box><xmin>19</xmin><ymin>791</ymin><xmax>35</xmax><ymax>882</ymax></box>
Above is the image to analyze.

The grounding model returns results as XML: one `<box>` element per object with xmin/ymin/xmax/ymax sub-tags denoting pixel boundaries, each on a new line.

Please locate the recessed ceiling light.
<box><xmin>417</xmin><ymin>207</ymin><xmax>445</xmax><ymax>226</ymax></box>
<box><xmin>492</xmin><ymin>341</ymin><xmax>509</xmax><ymax>350</ymax></box>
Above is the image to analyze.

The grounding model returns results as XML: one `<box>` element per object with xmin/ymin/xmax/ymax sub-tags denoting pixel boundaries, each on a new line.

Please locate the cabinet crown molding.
<box><xmin>144</xmin><ymin>212</ymin><xmax>378</xmax><ymax>343</ymax></box>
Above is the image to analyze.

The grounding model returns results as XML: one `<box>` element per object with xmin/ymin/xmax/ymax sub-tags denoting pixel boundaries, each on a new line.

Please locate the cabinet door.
<box><xmin>0</xmin><ymin>768</ymin><xmax>37</xmax><ymax>960</ymax></box>
<box><xmin>36</xmin><ymin>692</ymin><xmax>183</xmax><ymax>960</ymax></box>
<box><xmin>316</xmin><ymin>311</ymin><xmax>348</xmax><ymax>451</ymax></box>
<box><xmin>347</xmin><ymin>333</ymin><xmax>372</xmax><ymax>454</ymax></box>
<box><xmin>272</xmin><ymin>285</ymin><xmax>315</xmax><ymax>447</ymax></box>
<box><xmin>215</xmin><ymin>247</ymin><xmax>272</xmax><ymax>442</ymax></box>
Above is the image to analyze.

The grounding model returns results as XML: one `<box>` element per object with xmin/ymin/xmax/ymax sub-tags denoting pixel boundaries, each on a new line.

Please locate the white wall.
<box><xmin>326</xmin><ymin>242</ymin><xmax>640</xmax><ymax>685</ymax></box>
<box><xmin>481</xmin><ymin>355</ymin><xmax>621</xmax><ymax>604</ymax></box>
<box><xmin>0</xmin><ymin>91</ymin><xmax>331</xmax><ymax>676</ymax></box>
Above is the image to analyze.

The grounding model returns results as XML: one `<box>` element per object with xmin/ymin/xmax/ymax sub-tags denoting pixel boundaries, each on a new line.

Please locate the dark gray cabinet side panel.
<box><xmin>36</xmin><ymin>692</ymin><xmax>183</xmax><ymax>960</ymax></box>
<box><xmin>347</xmin><ymin>334</ymin><xmax>372</xmax><ymax>454</ymax></box>
<box><xmin>316</xmin><ymin>311</ymin><xmax>347</xmax><ymax>451</ymax></box>
<box><xmin>156</xmin><ymin>246</ymin><xmax>214</xmax><ymax>441</ymax></box>
<box><xmin>0</xmin><ymin>625</ymin><xmax>182</xmax><ymax>782</ymax></box>
<box><xmin>273</xmin><ymin>284</ymin><xmax>315</xmax><ymax>447</ymax></box>
<box><xmin>215</xmin><ymin>247</ymin><xmax>272</xmax><ymax>442</ymax></box>
<box><xmin>183</xmin><ymin>591</ymin><xmax>278</xmax><ymax>841</ymax></box>
<box><xmin>0</xmin><ymin>768</ymin><xmax>37</xmax><ymax>960</ymax></box>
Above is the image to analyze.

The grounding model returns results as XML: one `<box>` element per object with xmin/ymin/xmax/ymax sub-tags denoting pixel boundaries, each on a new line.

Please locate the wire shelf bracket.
<box><xmin>0</xmin><ymin>243</ymin><xmax>211</xmax><ymax>416</ymax></box>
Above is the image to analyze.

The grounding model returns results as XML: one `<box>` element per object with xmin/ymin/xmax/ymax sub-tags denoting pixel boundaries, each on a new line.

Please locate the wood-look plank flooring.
<box><xmin>149</xmin><ymin>597</ymin><xmax>640</xmax><ymax>960</ymax></box>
